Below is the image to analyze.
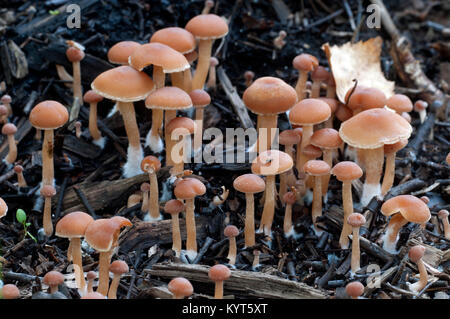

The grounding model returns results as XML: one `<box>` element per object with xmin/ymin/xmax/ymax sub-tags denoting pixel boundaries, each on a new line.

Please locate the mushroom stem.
<box><xmin>5</xmin><ymin>133</ymin><xmax>17</xmax><ymax>164</ymax></box>
<box><xmin>194</xmin><ymin>107</ymin><xmax>204</xmax><ymax>154</ymax></box>
<box><xmin>283</xmin><ymin>202</ymin><xmax>293</xmax><ymax>236</ymax></box>
<box><xmin>382</xmin><ymin>213</ymin><xmax>408</xmax><ymax>253</ymax></box>
<box><xmin>321</xmin><ymin>149</ymin><xmax>333</xmax><ymax>196</ymax></box>
<box><xmin>350</xmin><ymin>226</ymin><xmax>361</xmax><ymax>273</ymax></box>
<box><xmin>410</xmin><ymin>259</ymin><xmax>428</xmax><ymax>292</ymax></box>
<box><xmin>148</xmin><ymin>171</ymin><xmax>160</xmax><ymax>221</ymax></box>
<box><xmin>71</xmin><ymin>238</ymin><xmax>86</xmax><ymax>291</ymax></box>
<box><xmin>171</xmin><ymin>213</ymin><xmax>182</xmax><ymax>256</ymax></box>
<box><xmin>184</xmin><ymin>69</ymin><xmax>193</xmax><ymax>93</ymax></box>
<box><xmin>279</xmin><ymin>146</ymin><xmax>293</xmax><ymax>199</ymax></box>
<box><xmin>67</xmin><ymin>240</ymin><xmax>73</xmax><ymax>262</ymax></box>
<box><xmin>244</xmin><ymin>193</ymin><xmax>255</xmax><ymax>247</ymax></box>
<box><xmin>185</xmin><ymin>198</ymin><xmax>197</xmax><ymax>256</ymax></box>
<box><xmin>43</xmin><ymin>195</ymin><xmax>53</xmax><ymax>236</ymax></box>
<box><xmin>361</xmin><ymin>146</ymin><xmax>384</xmax><ymax>206</ymax></box>
<box><xmin>418</xmin><ymin>109</ymin><xmax>426</xmax><ymax>123</ymax></box>
<box><xmin>149</xmin><ymin>109</ymin><xmax>164</xmax><ymax>151</ymax></box>
<box><xmin>97</xmin><ymin>251</ymin><xmax>111</xmax><ymax>296</ymax></box>
<box><xmin>259</xmin><ymin>174</ymin><xmax>275</xmax><ymax>236</ymax></box>
<box><xmin>42</xmin><ymin>129</ymin><xmax>54</xmax><ymax>186</ymax></box>
<box><xmin>171</xmin><ymin>135</ymin><xmax>186</xmax><ymax>176</ymax></box>
<box><xmin>339</xmin><ymin>181</ymin><xmax>353</xmax><ymax>249</ymax></box>
<box><xmin>297</xmin><ymin>125</ymin><xmax>313</xmax><ymax>172</ymax></box>
<box><xmin>88</xmin><ymin>102</ymin><xmax>102</xmax><ymax>141</ymax></box>
<box><xmin>165</xmin><ymin>110</ymin><xmax>177</xmax><ymax>167</ymax></box>
<box><xmin>310</xmin><ymin>80</ymin><xmax>321</xmax><ymax>98</ymax></box>
<box><xmin>107</xmin><ymin>274</ymin><xmax>120</xmax><ymax>299</ymax></box>
<box><xmin>257</xmin><ymin>114</ymin><xmax>277</xmax><ymax>154</ymax></box>
<box><xmin>141</xmin><ymin>190</ymin><xmax>149</xmax><ymax>212</ymax></box>
<box><xmin>311</xmin><ymin>176</ymin><xmax>323</xmax><ymax>234</ymax></box>
<box><xmin>72</xmin><ymin>61</ymin><xmax>83</xmax><ymax>103</ymax></box>
<box><xmin>381</xmin><ymin>152</ymin><xmax>396</xmax><ymax>196</ymax></box>
<box><xmin>171</xmin><ymin>72</ymin><xmax>185</xmax><ymax>90</ymax></box>
<box><xmin>295</xmin><ymin>70</ymin><xmax>308</xmax><ymax>100</ymax></box>
<box><xmin>192</xmin><ymin>39</ymin><xmax>213</xmax><ymax>90</ymax></box>
<box><xmin>214</xmin><ymin>280</ymin><xmax>224</xmax><ymax>299</ymax></box>
<box><xmin>87</xmin><ymin>276</ymin><xmax>94</xmax><ymax>293</ymax></box>
<box><xmin>227</xmin><ymin>236</ymin><xmax>237</xmax><ymax>265</ymax></box>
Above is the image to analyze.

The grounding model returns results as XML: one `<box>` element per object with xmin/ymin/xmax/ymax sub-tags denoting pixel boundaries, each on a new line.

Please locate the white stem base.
<box><xmin>312</xmin><ymin>225</ymin><xmax>323</xmax><ymax>236</ymax></box>
<box><xmin>181</xmin><ymin>249</ymin><xmax>198</xmax><ymax>263</ymax></box>
<box><xmin>123</xmin><ymin>145</ymin><xmax>144</xmax><ymax>178</ymax></box>
<box><xmin>145</xmin><ymin>129</ymin><xmax>164</xmax><ymax>153</ymax></box>
<box><xmin>303</xmin><ymin>189</ymin><xmax>313</xmax><ymax>206</ymax></box>
<box><xmin>361</xmin><ymin>183</ymin><xmax>381</xmax><ymax>207</ymax></box>
<box><xmin>284</xmin><ymin>227</ymin><xmax>296</xmax><ymax>239</ymax></box>
<box><xmin>143</xmin><ymin>213</ymin><xmax>162</xmax><ymax>222</ymax></box>
<box><xmin>92</xmin><ymin>136</ymin><xmax>106</xmax><ymax>149</ymax></box>
<box><xmin>381</xmin><ymin>228</ymin><xmax>399</xmax><ymax>254</ymax></box>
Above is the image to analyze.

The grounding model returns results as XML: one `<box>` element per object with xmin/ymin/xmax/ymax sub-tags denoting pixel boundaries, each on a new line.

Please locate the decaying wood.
<box><xmin>146</xmin><ymin>262</ymin><xmax>329</xmax><ymax>299</ymax></box>
<box><xmin>62</xmin><ymin>134</ymin><xmax>102</xmax><ymax>159</ymax></box>
<box><xmin>118</xmin><ymin>216</ymin><xmax>209</xmax><ymax>254</ymax></box>
<box><xmin>363</xmin><ymin>266</ymin><xmax>398</xmax><ymax>297</ymax></box>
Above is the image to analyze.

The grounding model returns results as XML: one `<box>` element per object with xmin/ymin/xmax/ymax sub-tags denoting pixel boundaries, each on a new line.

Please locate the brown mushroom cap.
<box><xmin>43</xmin><ymin>271</ymin><xmax>64</xmax><ymax>287</ymax></box>
<box><xmin>129</xmin><ymin>43</ymin><xmax>190</xmax><ymax>73</ymax></box>
<box><xmin>303</xmin><ymin>160</ymin><xmax>331</xmax><ymax>176</ymax></box>
<box><xmin>335</xmin><ymin>103</ymin><xmax>352</xmax><ymax>122</ymax></box>
<box><xmin>164</xmin><ymin>199</ymin><xmax>185</xmax><ymax>215</ymax></box>
<box><xmin>224</xmin><ymin>225</ymin><xmax>239</xmax><ymax>238</ymax></box>
<box><xmin>302</xmin><ymin>144</ymin><xmax>322</xmax><ymax>159</ymax></box>
<box><xmin>150</xmin><ymin>27</ymin><xmax>196</xmax><ymax>54</ymax></box>
<box><xmin>310</xmin><ymin>128</ymin><xmax>342</xmax><ymax>149</ymax></box>
<box><xmin>345</xmin><ymin>86</ymin><xmax>387</xmax><ymax>111</ymax></box>
<box><xmin>109</xmin><ymin>260</ymin><xmax>129</xmax><ymax>275</ymax></box>
<box><xmin>174</xmin><ymin>177</ymin><xmax>206</xmax><ymax>199</ymax></box>
<box><xmin>66</xmin><ymin>47</ymin><xmax>85</xmax><ymax>62</ymax></box>
<box><xmin>185</xmin><ymin>50</ymin><xmax>198</xmax><ymax>64</ymax></box>
<box><xmin>189</xmin><ymin>89</ymin><xmax>211</xmax><ymax>108</ymax></box>
<box><xmin>345</xmin><ymin>281</ymin><xmax>364</xmax><ymax>298</ymax></box>
<box><xmin>381</xmin><ymin>195</ymin><xmax>431</xmax><ymax>224</ymax></box>
<box><xmin>168</xmin><ymin>277</ymin><xmax>194</xmax><ymax>297</ymax></box>
<box><xmin>347</xmin><ymin>213</ymin><xmax>366</xmax><ymax>227</ymax></box>
<box><xmin>166</xmin><ymin>117</ymin><xmax>196</xmax><ymax>135</ymax></box>
<box><xmin>145</xmin><ymin>87</ymin><xmax>192</xmax><ymax>110</ymax></box>
<box><xmin>55</xmin><ymin>211</ymin><xmax>94</xmax><ymax>238</ymax></box>
<box><xmin>339</xmin><ymin>108</ymin><xmax>412</xmax><ymax>149</ymax></box>
<box><xmin>283</xmin><ymin>191</ymin><xmax>297</xmax><ymax>205</ymax></box>
<box><xmin>81</xmin><ymin>292</ymin><xmax>107</xmax><ymax>299</ymax></box>
<box><xmin>0</xmin><ymin>197</ymin><xmax>7</xmax><ymax>218</ymax></box>
<box><xmin>384</xmin><ymin>138</ymin><xmax>408</xmax><ymax>154</ymax></box>
<box><xmin>289</xmin><ymin>98</ymin><xmax>331</xmax><ymax>125</ymax></box>
<box><xmin>0</xmin><ymin>105</ymin><xmax>7</xmax><ymax>116</ymax></box>
<box><xmin>84</xmin><ymin>219</ymin><xmax>122</xmax><ymax>252</ymax></box>
<box><xmin>279</xmin><ymin>129</ymin><xmax>301</xmax><ymax>146</ymax></box>
<box><xmin>107</xmin><ymin>41</ymin><xmax>141</xmax><ymax>65</ymax></box>
<box><xmin>13</xmin><ymin>165</ymin><xmax>23</xmax><ymax>174</ymax></box>
<box><xmin>83</xmin><ymin>90</ymin><xmax>104</xmax><ymax>104</ymax></box>
<box><xmin>29</xmin><ymin>101</ymin><xmax>69</xmax><ymax>130</ymax></box>
<box><xmin>2</xmin><ymin>123</ymin><xmax>17</xmax><ymax>135</ymax></box>
<box><xmin>243</xmin><ymin>77</ymin><xmax>297</xmax><ymax>115</ymax></box>
<box><xmin>292</xmin><ymin>54</ymin><xmax>319</xmax><ymax>72</ymax></box>
<box><xmin>140</xmin><ymin>155</ymin><xmax>161</xmax><ymax>173</ymax></box>
<box><xmin>386</xmin><ymin>94</ymin><xmax>413</xmax><ymax>113</ymax></box>
<box><xmin>408</xmin><ymin>245</ymin><xmax>426</xmax><ymax>263</ymax></box>
<box><xmin>317</xmin><ymin>98</ymin><xmax>339</xmax><ymax>113</ymax></box>
<box><xmin>185</xmin><ymin>14</ymin><xmax>229</xmax><ymax>40</ymax></box>
<box><xmin>208</xmin><ymin>264</ymin><xmax>231</xmax><ymax>281</ymax></box>
<box><xmin>40</xmin><ymin>185</ymin><xmax>56</xmax><ymax>198</ymax></box>
<box><xmin>331</xmin><ymin>161</ymin><xmax>363</xmax><ymax>182</ymax></box>
<box><xmin>251</xmin><ymin>150</ymin><xmax>293</xmax><ymax>176</ymax></box>
<box><xmin>311</xmin><ymin>66</ymin><xmax>329</xmax><ymax>82</ymax></box>
<box><xmin>2</xmin><ymin>284</ymin><xmax>20</xmax><ymax>299</ymax></box>
<box><xmin>86</xmin><ymin>271</ymin><xmax>96</xmax><ymax>281</ymax></box>
<box><xmin>414</xmin><ymin>100</ymin><xmax>428</xmax><ymax>111</ymax></box>
<box><xmin>438</xmin><ymin>209</ymin><xmax>449</xmax><ymax>219</ymax></box>
<box><xmin>233</xmin><ymin>174</ymin><xmax>266</xmax><ymax>194</ymax></box>
<box><xmin>91</xmin><ymin>66</ymin><xmax>155</xmax><ymax>102</ymax></box>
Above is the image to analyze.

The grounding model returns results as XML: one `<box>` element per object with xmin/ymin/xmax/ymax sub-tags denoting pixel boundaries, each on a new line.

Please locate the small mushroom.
<box><xmin>86</xmin><ymin>271</ymin><xmax>96</xmax><ymax>293</ymax></box>
<box><xmin>163</xmin><ymin>199</ymin><xmax>185</xmax><ymax>257</ymax></box>
<box><xmin>244</xmin><ymin>71</ymin><xmax>255</xmax><ymax>87</ymax></box>
<box><xmin>224</xmin><ymin>225</ymin><xmax>239</xmax><ymax>265</ymax></box>
<box><xmin>83</xmin><ymin>90</ymin><xmax>105</xmax><ymax>148</ymax></box>
<box><xmin>292</xmin><ymin>54</ymin><xmax>318</xmax><ymax>100</ymax></box>
<box><xmin>408</xmin><ymin>245</ymin><xmax>428</xmax><ymax>293</ymax></box>
<box><xmin>66</xmin><ymin>44</ymin><xmax>85</xmax><ymax>104</ymax></box>
<box><xmin>345</xmin><ymin>281</ymin><xmax>364</xmax><ymax>299</ymax></box>
<box><xmin>40</xmin><ymin>185</ymin><xmax>56</xmax><ymax>236</ymax></box>
<box><xmin>43</xmin><ymin>271</ymin><xmax>65</xmax><ymax>294</ymax></box>
<box><xmin>282</xmin><ymin>189</ymin><xmax>297</xmax><ymax>238</ymax></box>
<box><xmin>108</xmin><ymin>260</ymin><xmax>129</xmax><ymax>299</ymax></box>
<box><xmin>206</xmin><ymin>57</ymin><xmax>219</xmax><ymax>90</ymax></box>
<box><xmin>438</xmin><ymin>210</ymin><xmax>449</xmax><ymax>239</ymax></box>
<box><xmin>2</xmin><ymin>123</ymin><xmax>17</xmax><ymax>165</ymax></box>
<box><xmin>2</xmin><ymin>284</ymin><xmax>20</xmax><ymax>299</ymax></box>
<box><xmin>347</xmin><ymin>213</ymin><xmax>366</xmax><ymax>274</ymax></box>
<box><xmin>168</xmin><ymin>277</ymin><xmax>194</xmax><ymax>299</ymax></box>
<box><xmin>140</xmin><ymin>156</ymin><xmax>162</xmax><ymax>221</ymax></box>
<box><xmin>208</xmin><ymin>264</ymin><xmax>231</xmax><ymax>299</ymax></box>
<box><xmin>1</xmin><ymin>94</ymin><xmax>12</xmax><ymax>116</ymax></box>
<box><xmin>414</xmin><ymin>100</ymin><xmax>428</xmax><ymax>124</ymax></box>
<box><xmin>273</xmin><ymin>30</ymin><xmax>287</xmax><ymax>50</ymax></box>
<box><xmin>14</xmin><ymin>164</ymin><xmax>27</xmax><ymax>188</ymax></box>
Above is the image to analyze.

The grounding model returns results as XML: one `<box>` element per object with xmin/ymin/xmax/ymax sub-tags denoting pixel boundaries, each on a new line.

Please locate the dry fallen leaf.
<box><xmin>322</xmin><ymin>37</ymin><xmax>395</xmax><ymax>104</ymax></box>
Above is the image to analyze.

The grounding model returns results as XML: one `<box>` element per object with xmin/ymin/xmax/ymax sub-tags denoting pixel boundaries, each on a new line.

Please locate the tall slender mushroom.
<box><xmin>289</xmin><ymin>98</ymin><xmax>331</xmax><ymax>173</ymax></box>
<box><xmin>2</xmin><ymin>123</ymin><xmax>17</xmax><ymax>165</ymax></box>
<box><xmin>174</xmin><ymin>178</ymin><xmax>206</xmax><ymax>260</ymax></box>
<box><xmin>140</xmin><ymin>182</ymin><xmax>150</xmax><ymax>213</ymax></box>
<box><xmin>140</xmin><ymin>156</ymin><xmax>162</xmax><ymax>221</ymax></box>
<box><xmin>86</xmin><ymin>271</ymin><xmax>96</xmax><ymax>293</ymax></box>
<box><xmin>310</xmin><ymin>66</ymin><xmax>329</xmax><ymax>98</ymax></box>
<box><xmin>190</xmin><ymin>89</ymin><xmax>211</xmax><ymax>158</ymax></box>
<box><xmin>251</xmin><ymin>150</ymin><xmax>293</xmax><ymax>236</ymax></box>
<box><xmin>283</xmin><ymin>189</ymin><xmax>297</xmax><ymax>237</ymax></box>
<box><xmin>208</xmin><ymin>264</ymin><xmax>230</xmax><ymax>299</ymax></box>
<box><xmin>66</xmin><ymin>44</ymin><xmax>85</xmax><ymax>104</ymax></box>
<box><xmin>339</xmin><ymin>108</ymin><xmax>412</xmax><ymax>206</ymax></box>
<box><xmin>164</xmin><ymin>199</ymin><xmax>185</xmax><ymax>257</ymax></box>
<box><xmin>292</xmin><ymin>54</ymin><xmax>318</xmax><ymax>100</ymax></box>
<box><xmin>129</xmin><ymin>43</ymin><xmax>190</xmax><ymax>153</ymax></box>
<box><xmin>83</xmin><ymin>90</ymin><xmax>105</xmax><ymax>148</ymax></box>
<box><xmin>41</xmin><ymin>185</ymin><xmax>56</xmax><ymax>236</ymax></box>
<box><xmin>233</xmin><ymin>174</ymin><xmax>265</xmax><ymax>247</ymax></box>
<box><xmin>168</xmin><ymin>277</ymin><xmax>194</xmax><ymax>299</ymax></box>
<box><xmin>243</xmin><ymin>77</ymin><xmax>297</xmax><ymax>154</ymax></box>
<box><xmin>224</xmin><ymin>225</ymin><xmax>239</xmax><ymax>265</ymax></box>
<box><xmin>380</xmin><ymin>195</ymin><xmax>431</xmax><ymax>254</ymax></box>
<box><xmin>55</xmin><ymin>211</ymin><xmax>94</xmax><ymax>293</ymax></box>
<box><xmin>381</xmin><ymin>138</ymin><xmax>408</xmax><ymax>196</ymax></box>
<box><xmin>408</xmin><ymin>245</ymin><xmax>428</xmax><ymax>293</ymax></box>
<box><xmin>437</xmin><ymin>210</ymin><xmax>449</xmax><ymax>239</ymax></box>
<box><xmin>185</xmin><ymin>14</ymin><xmax>229</xmax><ymax>90</ymax></box>
<box><xmin>244</xmin><ymin>70</ymin><xmax>255</xmax><ymax>87</ymax></box>
<box><xmin>167</xmin><ymin>117</ymin><xmax>196</xmax><ymax>177</ymax></box>
<box><xmin>303</xmin><ymin>160</ymin><xmax>330</xmax><ymax>235</ymax></box>
<box><xmin>347</xmin><ymin>213</ymin><xmax>366</xmax><ymax>274</ymax></box>
<box><xmin>29</xmin><ymin>101</ymin><xmax>69</xmax><ymax>186</ymax></box>
<box><xmin>91</xmin><ymin>66</ymin><xmax>154</xmax><ymax>178</ymax></box>
<box><xmin>331</xmin><ymin>161</ymin><xmax>363</xmax><ymax>249</ymax></box>
<box><xmin>0</xmin><ymin>104</ymin><xmax>8</xmax><ymax>124</ymax></box>
<box><xmin>107</xmin><ymin>260</ymin><xmax>129</xmax><ymax>299</ymax></box>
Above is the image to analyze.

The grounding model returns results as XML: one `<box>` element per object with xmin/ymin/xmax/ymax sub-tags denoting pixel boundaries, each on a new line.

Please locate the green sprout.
<box><xmin>16</xmin><ymin>209</ymin><xmax>37</xmax><ymax>243</ymax></box>
<box><xmin>49</xmin><ymin>10</ymin><xmax>60</xmax><ymax>16</ymax></box>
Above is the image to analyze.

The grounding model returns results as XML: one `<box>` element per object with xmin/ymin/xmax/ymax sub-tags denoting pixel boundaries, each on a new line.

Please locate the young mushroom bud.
<box><xmin>345</xmin><ymin>281</ymin><xmax>364</xmax><ymax>299</ymax></box>
<box><xmin>14</xmin><ymin>165</ymin><xmax>27</xmax><ymax>188</ymax></box>
<box><xmin>83</xmin><ymin>90</ymin><xmax>105</xmax><ymax>148</ymax></box>
<box><xmin>273</xmin><ymin>30</ymin><xmax>287</xmax><ymax>50</ymax></box>
<box><xmin>164</xmin><ymin>199</ymin><xmax>185</xmax><ymax>257</ymax></box>
<box><xmin>414</xmin><ymin>100</ymin><xmax>428</xmax><ymax>124</ymax></box>
<box><xmin>208</xmin><ymin>264</ymin><xmax>231</xmax><ymax>299</ymax></box>
<box><xmin>0</xmin><ymin>104</ymin><xmax>8</xmax><ymax>124</ymax></box>
<box><xmin>140</xmin><ymin>156</ymin><xmax>162</xmax><ymax>222</ymax></box>
<box><xmin>2</xmin><ymin>284</ymin><xmax>20</xmax><ymax>299</ymax></box>
<box><xmin>292</xmin><ymin>54</ymin><xmax>319</xmax><ymax>100</ymax></box>
<box><xmin>168</xmin><ymin>277</ymin><xmax>194</xmax><ymax>299</ymax></box>
<box><xmin>1</xmin><ymin>94</ymin><xmax>12</xmax><ymax>116</ymax></box>
<box><xmin>438</xmin><ymin>210</ymin><xmax>449</xmax><ymax>239</ymax></box>
<box><xmin>202</xmin><ymin>0</ymin><xmax>214</xmax><ymax>14</ymax></box>
<box><xmin>244</xmin><ymin>70</ymin><xmax>255</xmax><ymax>87</ymax></box>
<box><xmin>206</xmin><ymin>57</ymin><xmax>219</xmax><ymax>90</ymax></box>
<box><xmin>283</xmin><ymin>189</ymin><xmax>297</xmax><ymax>237</ymax></box>
<box><xmin>408</xmin><ymin>245</ymin><xmax>428</xmax><ymax>293</ymax></box>
<box><xmin>224</xmin><ymin>225</ymin><xmax>239</xmax><ymax>265</ymax></box>
<box><xmin>108</xmin><ymin>260</ymin><xmax>129</xmax><ymax>299</ymax></box>
<box><xmin>347</xmin><ymin>213</ymin><xmax>366</xmax><ymax>274</ymax></box>
<box><xmin>43</xmin><ymin>271</ymin><xmax>65</xmax><ymax>294</ymax></box>
<box><xmin>2</xmin><ymin>123</ymin><xmax>17</xmax><ymax>165</ymax></box>
<box><xmin>74</xmin><ymin>121</ymin><xmax>82</xmax><ymax>138</ymax></box>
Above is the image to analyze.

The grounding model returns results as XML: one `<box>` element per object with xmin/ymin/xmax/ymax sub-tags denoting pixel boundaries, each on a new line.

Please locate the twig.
<box><xmin>192</xmin><ymin>236</ymin><xmax>214</xmax><ymax>264</ymax></box>
<box><xmin>73</xmin><ymin>185</ymin><xmax>98</xmax><ymax>219</ymax></box>
<box><xmin>54</xmin><ymin>176</ymin><xmax>69</xmax><ymax>220</ymax></box>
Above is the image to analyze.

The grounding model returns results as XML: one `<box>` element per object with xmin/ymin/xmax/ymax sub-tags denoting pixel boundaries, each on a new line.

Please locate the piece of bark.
<box><xmin>350</xmin><ymin>234</ymin><xmax>394</xmax><ymax>263</ymax></box>
<box><xmin>146</xmin><ymin>262</ymin><xmax>328</xmax><ymax>299</ymax></box>
<box><xmin>62</xmin><ymin>134</ymin><xmax>102</xmax><ymax>159</ymax></box>
<box><xmin>363</xmin><ymin>266</ymin><xmax>398</xmax><ymax>297</ymax></box>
